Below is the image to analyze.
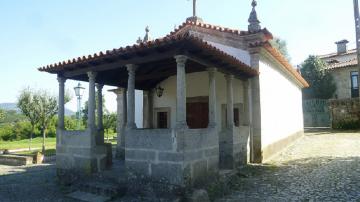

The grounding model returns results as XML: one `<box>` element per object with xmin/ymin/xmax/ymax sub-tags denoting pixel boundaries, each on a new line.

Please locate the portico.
<box><xmin>42</xmin><ymin>34</ymin><xmax>258</xmax><ymax>186</ymax></box>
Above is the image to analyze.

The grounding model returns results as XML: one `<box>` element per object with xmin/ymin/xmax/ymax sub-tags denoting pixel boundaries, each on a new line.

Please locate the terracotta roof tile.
<box><xmin>327</xmin><ymin>58</ymin><xmax>358</xmax><ymax>70</ymax></box>
<box><xmin>39</xmin><ymin>34</ymin><xmax>258</xmax><ymax>76</ymax></box>
<box><xmin>168</xmin><ymin>20</ymin><xmax>273</xmax><ymax>40</ymax></box>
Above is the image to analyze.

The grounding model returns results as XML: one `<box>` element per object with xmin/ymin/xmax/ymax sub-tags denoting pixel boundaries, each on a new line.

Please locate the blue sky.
<box><xmin>0</xmin><ymin>0</ymin><xmax>356</xmax><ymax>113</ymax></box>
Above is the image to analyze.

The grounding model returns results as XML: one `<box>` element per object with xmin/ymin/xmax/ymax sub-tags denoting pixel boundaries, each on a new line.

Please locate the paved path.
<box><xmin>0</xmin><ymin>164</ymin><xmax>75</xmax><ymax>202</ymax></box>
<box><xmin>217</xmin><ymin>130</ymin><xmax>360</xmax><ymax>202</ymax></box>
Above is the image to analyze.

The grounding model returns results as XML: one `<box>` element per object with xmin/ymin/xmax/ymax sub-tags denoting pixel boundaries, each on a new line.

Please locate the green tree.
<box><xmin>18</xmin><ymin>88</ymin><xmax>40</xmax><ymax>150</ymax></box>
<box><xmin>300</xmin><ymin>55</ymin><xmax>337</xmax><ymax>99</ymax></box>
<box><xmin>18</xmin><ymin>88</ymin><xmax>71</xmax><ymax>152</ymax></box>
<box><xmin>103</xmin><ymin>113</ymin><xmax>117</xmax><ymax>141</ymax></box>
<box><xmin>270</xmin><ymin>37</ymin><xmax>291</xmax><ymax>61</ymax></box>
<box><xmin>0</xmin><ymin>109</ymin><xmax>5</xmax><ymax>122</ymax></box>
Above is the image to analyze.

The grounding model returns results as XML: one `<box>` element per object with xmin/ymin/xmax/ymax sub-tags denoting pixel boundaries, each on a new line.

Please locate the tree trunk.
<box><xmin>42</xmin><ymin>127</ymin><xmax>46</xmax><ymax>154</ymax></box>
<box><xmin>29</xmin><ymin>126</ymin><xmax>34</xmax><ymax>151</ymax></box>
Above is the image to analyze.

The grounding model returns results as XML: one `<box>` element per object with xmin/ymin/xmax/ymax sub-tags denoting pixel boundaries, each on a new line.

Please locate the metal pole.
<box><xmin>354</xmin><ymin>0</ymin><xmax>360</xmax><ymax>98</ymax></box>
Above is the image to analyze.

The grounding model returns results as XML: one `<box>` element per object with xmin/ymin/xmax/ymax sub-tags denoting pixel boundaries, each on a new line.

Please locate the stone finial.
<box><xmin>136</xmin><ymin>26</ymin><xmax>151</xmax><ymax>44</ymax></box>
<box><xmin>143</xmin><ymin>26</ymin><xmax>151</xmax><ymax>42</ymax></box>
<box><xmin>186</xmin><ymin>0</ymin><xmax>203</xmax><ymax>23</ymax></box>
<box><xmin>248</xmin><ymin>0</ymin><xmax>261</xmax><ymax>32</ymax></box>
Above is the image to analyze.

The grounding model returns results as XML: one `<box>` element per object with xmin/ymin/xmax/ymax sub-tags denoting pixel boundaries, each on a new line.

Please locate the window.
<box><xmin>234</xmin><ymin>108</ymin><xmax>240</xmax><ymax>127</ymax></box>
<box><xmin>154</xmin><ymin>108</ymin><xmax>171</xmax><ymax>129</ymax></box>
<box><xmin>351</xmin><ymin>71</ymin><xmax>359</xmax><ymax>98</ymax></box>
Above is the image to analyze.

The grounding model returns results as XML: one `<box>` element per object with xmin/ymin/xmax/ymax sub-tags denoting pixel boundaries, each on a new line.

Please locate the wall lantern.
<box><xmin>155</xmin><ymin>86</ymin><xmax>164</xmax><ymax>97</ymax></box>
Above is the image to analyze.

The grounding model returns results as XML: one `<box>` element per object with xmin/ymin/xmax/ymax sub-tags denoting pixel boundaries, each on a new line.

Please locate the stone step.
<box><xmin>66</xmin><ymin>191</ymin><xmax>111</xmax><ymax>202</ymax></box>
<box><xmin>78</xmin><ymin>181</ymin><xmax>126</xmax><ymax>198</ymax></box>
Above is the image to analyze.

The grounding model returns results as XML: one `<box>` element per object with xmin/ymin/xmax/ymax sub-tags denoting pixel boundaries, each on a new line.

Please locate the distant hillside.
<box><xmin>0</xmin><ymin>102</ymin><xmax>75</xmax><ymax>116</ymax></box>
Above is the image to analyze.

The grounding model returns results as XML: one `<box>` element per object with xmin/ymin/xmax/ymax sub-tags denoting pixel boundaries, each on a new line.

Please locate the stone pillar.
<box><xmin>57</xmin><ymin>76</ymin><xmax>66</xmax><ymax>130</ymax></box>
<box><xmin>96</xmin><ymin>84</ymin><xmax>104</xmax><ymax>145</ymax></box>
<box><xmin>175</xmin><ymin>55</ymin><xmax>188</xmax><ymax>129</ymax></box>
<box><xmin>87</xmin><ymin>72</ymin><xmax>97</xmax><ymax>132</ymax></box>
<box><xmin>249</xmin><ymin>51</ymin><xmax>262</xmax><ymax>163</ymax></box>
<box><xmin>225</xmin><ymin>74</ymin><xmax>234</xmax><ymax>128</ymax></box>
<box><xmin>111</xmin><ymin>88</ymin><xmax>127</xmax><ymax>159</ymax></box>
<box><xmin>207</xmin><ymin>68</ymin><xmax>217</xmax><ymax>128</ymax></box>
<box><xmin>143</xmin><ymin>90</ymin><xmax>154</xmax><ymax>128</ymax></box>
<box><xmin>243</xmin><ymin>80</ymin><xmax>250</xmax><ymax>126</ymax></box>
<box><xmin>126</xmin><ymin>64</ymin><xmax>137</xmax><ymax>129</ymax></box>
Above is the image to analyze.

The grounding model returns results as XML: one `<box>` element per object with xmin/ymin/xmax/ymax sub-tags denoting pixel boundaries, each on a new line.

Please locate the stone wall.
<box><xmin>329</xmin><ymin>98</ymin><xmax>360</xmax><ymax>129</ymax></box>
<box><xmin>219</xmin><ymin>126</ymin><xmax>250</xmax><ymax>169</ymax></box>
<box><xmin>56</xmin><ymin>130</ymin><xmax>109</xmax><ymax>180</ymax></box>
<box><xmin>125</xmin><ymin>128</ymin><xmax>219</xmax><ymax>190</ymax></box>
<box><xmin>329</xmin><ymin>67</ymin><xmax>358</xmax><ymax>99</ymax></box>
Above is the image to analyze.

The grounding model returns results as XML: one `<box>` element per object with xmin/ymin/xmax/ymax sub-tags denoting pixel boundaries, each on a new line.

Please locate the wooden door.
<box><xmin>186</xmin><ymin>102</ymin><xmax>209</xmax><ymax>129</ymax></box>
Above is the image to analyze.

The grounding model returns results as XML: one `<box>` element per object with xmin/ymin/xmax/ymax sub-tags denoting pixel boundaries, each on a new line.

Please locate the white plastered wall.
<box><xmin>259</xmin><ymin>56</ymin><xmax>304</xmax><ymax>148</ymax></box>
<box><xmin>152</xmin><ymin>71</ymin><xmax>245</xmax><ymax>131</ymax></box>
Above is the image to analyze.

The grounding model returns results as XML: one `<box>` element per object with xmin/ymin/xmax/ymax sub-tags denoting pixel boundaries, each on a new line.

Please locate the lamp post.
<box><xmin>74</xmin><ymin>83</ymin><xmax>85</xmax><ymax>129</ymax></box>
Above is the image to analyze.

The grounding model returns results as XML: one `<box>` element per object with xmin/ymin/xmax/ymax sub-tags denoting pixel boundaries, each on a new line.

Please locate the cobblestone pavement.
<box><xmin>217</xmin><ymin>130</ymin><xmax>360</xmax><ymax>202</ymax></box>
<box><xmin>0</xmin><ymin>163</ymin><xmax>75</xmax><ymax>202</ymax></box>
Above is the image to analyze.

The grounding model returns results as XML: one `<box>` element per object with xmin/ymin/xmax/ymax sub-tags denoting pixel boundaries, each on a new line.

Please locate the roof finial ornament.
<box><xmin>136</xmin><ymin>26</ymin><xmax>151</xmax><ymax>44</ymax></box>
<box><xmin>186</xmin><ymin>0</ymin><xmax>203</xmax><ymax>23</ymax></box>
<box><xmin>248</xmin><ymin>0</ymin><xmax>261</xmax><ymax>32</ymax></box>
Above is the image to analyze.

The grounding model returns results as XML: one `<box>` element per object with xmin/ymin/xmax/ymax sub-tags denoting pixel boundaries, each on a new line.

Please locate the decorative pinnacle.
<box><xmin>136</xmin><ymin>26</ymin><xmax>151</xmax><ymax>44</ymax></box>
<box><xmin>252</xmin><ymin>0</ymin><xmax>257</xmax><ymax>8</ymax></box>
<box><xmin>248</xmin><ymin>0</ymin><xmax>261</xmax><ymax>32</ymax></box>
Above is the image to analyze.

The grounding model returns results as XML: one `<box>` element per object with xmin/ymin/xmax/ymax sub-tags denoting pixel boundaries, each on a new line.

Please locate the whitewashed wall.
<box><xmin>259</xmin><ymin>57</ymin><xmax>304</xmax><ymax>148</ymax></box>
<box><xmin>152</xmin><ymin>71</ymin><xmax>245</xmax><ymax>130</ymax></box>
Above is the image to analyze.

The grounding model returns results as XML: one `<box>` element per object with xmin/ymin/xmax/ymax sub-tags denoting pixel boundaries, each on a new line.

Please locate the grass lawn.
<box><xmin>0</xmin><ymin>137</ymin><xmax>56</xmax><ymax>150</ymax></box>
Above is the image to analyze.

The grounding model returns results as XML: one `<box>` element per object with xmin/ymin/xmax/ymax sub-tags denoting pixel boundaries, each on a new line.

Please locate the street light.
<box><xmin>74</xmin><ymin>83</ymin><xmax>85</xmax><ymax>129</ymax></box>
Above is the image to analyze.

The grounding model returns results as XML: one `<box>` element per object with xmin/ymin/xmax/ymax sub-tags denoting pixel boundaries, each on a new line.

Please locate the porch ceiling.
<box><xmin>39</xmin><ymin>34</ymin><xmax>258</xmax><ymax>90</ymax></box>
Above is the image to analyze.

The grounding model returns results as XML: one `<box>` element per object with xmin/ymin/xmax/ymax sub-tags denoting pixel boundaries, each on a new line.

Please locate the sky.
<box><xmin>0</xmin><ymin>0</ymin><xmax>356</xmax><ymax>116</ymax></box>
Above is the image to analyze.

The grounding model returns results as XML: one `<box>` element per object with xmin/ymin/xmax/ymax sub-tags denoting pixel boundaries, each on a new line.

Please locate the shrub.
<box><xmin>333</xmin><ymin>119</ymin><xmax>360</xmax><ymax>130</ymax></box>
<box><xmin>0</xmin><ymin>124</ymin><xmax>14</xmax><ymax>141</ymax></box>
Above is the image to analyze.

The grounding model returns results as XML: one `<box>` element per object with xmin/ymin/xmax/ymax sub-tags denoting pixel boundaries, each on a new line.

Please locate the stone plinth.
<box><xmin>125</xmin><ymin>128</ymin><xmax>219</xmax><ymax>195</ymax></box>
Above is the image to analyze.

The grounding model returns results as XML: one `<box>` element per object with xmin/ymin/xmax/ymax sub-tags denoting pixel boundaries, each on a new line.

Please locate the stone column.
<box><xmin>175</xmin><ymin>55</ymin><xmax>188</xmax><ymax>129</ymax></box>
<box><xmin>207</xmin><ymin>68</ymin><xmax>217</xmax><ymax>128</ymax></box>
<box><xmin>225</xmin><ymin>74</ymin><xmax>234</xmax><ymax>128</ymax></box>
<box><xmin>243</xmin><ymin>80</ymin><xmax>250</xmax><ymax>126</ymax></box>
<box><xmin>126</xmin><ymin>64</ymin><xmax>137</xmax><ymax>129</ymax></box>
<box><xmin>57</xmin><ymin>76</ymin><xmax>66</xmax><ymax>130</ymax></box>
<box><xmin>143</xmin><ymin>90</ymin><xmax>154</xmax><ymax>128</ymax></box>
<box><xmin>87</xmin><ymin>72</ymin><xmax>97</xmax><ymax>131</ymax></box>
<box><xmin>110</xmin><ymin>88</ymin><xmax>127</xmax><ymax>159</ymax></box>
<box><xmin>96</xmin><ymin>84</ymin><xmax>104</xmax><ymax>145</ymax></box>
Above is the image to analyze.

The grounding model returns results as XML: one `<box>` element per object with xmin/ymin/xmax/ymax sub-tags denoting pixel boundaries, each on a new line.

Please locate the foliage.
<box><xmin>0</xmin><ymin>110</ymin><xmax>26</xmax><ymax>124</ymax></box>
<box><xmin>300</xmin><ymin>56</ymin><xmax>337</xmax><ymax>99</ymax></box>
<box><xmin>0</xmin><ymin>109</ymin><xmax>4</xmax><ymax>122</ymax></box>
<box><xmin>333</xmin><ymin>119</ymin><xmax>360</xmax><ymax>130</ymax></box>
<box><xmin>270</xmin><ymin>37</ymin><xmax>291</xmax><ymax>61</ymax></box>
<box><xmin>81</xmin><ymin>93</ymin><xmax>107</xmax><ymax>125</ymax></box>
<box><xmin>17</xmin><ymin>87</ymin><xmax>70</xmax><ymax>152</ymax></box>
<box><xmin>103</xmin><ymin>112</ymin><xmax>117</xmax><ymax>140</ymax></box>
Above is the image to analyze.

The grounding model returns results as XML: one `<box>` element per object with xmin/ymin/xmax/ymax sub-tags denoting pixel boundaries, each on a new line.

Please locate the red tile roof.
<box><xmin>168</xmin><ymin>20</ymin><xmax>273</xmax><ymax>40</ymax></box>
<box><xmin>318</xmin><ymin>49</ymin><xmax>356</xmax><ymax>59</ymax></box>
<box><xmin>327</xmin><ymin>58</ymin><xmax>358</xmax><ymax>70</ymax></box>
<box><xmin>39</xmin><ymin>34</ymin><xmax>258</xmax><ymax>76</ymax></box>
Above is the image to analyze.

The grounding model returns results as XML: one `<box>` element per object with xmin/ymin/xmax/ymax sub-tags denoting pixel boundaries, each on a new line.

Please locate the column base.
<box><xmin>127</xmin><ymin>123</ymin><xmax>137</xmax><ymax>129</ymax></box>
<box><xmin>175</xmin><ymin>122</ymin><xmax>189</xmax><ymax>130</ymax></box>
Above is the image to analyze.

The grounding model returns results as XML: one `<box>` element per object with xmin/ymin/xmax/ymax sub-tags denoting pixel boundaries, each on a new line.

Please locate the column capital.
<box><xmin>87</xmin><ymin>71</ymin><xmax>97</xmax><ymax>80</ymax></box>
<box><xmin>206</xmin><ymin>67</ymin><xmax>217</xmax><ymax>73</ymax></box>
<box><xmin>126</xmin><ymin>64</ymin><xmax>138</xmax><ymax>72</ymax></box>
<box><xmin>175</xmin><ymin>55</ymin><xmax>188</xmax><ymax>64</ymax></box>
<box><xmin>109</xmin><ymin>87</ymin><xmax>126</xmax><ymax>95</ymax></box>
<box><xmin>96</xmin><ymin>83</ymin><xmax>104</xmax><ymax>91</ymax></box>
<box><xmin>57</xmin><ymin>75</ymin><xmax>66</xmax><ymax>84</ymax></box>
<box><xmin>225</xmin><ymin>74</ymin><xmax>234</xmax><ymax>81</ymax></box>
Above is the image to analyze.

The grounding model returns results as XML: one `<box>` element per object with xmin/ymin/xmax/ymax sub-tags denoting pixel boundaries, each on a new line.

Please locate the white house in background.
<box><xmin>319</xmin><ymin>40</ymin><xmax>359</xmax><ymax>99</ymax></box>
<box><xmin>39</xmin><ymin>0</ymin><xmax>308</xmax><ymax>189</ymax></box>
